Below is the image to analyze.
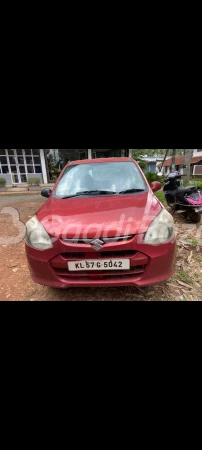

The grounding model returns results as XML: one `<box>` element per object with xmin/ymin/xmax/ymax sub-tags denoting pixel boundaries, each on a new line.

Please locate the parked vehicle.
<box><xmin>25</xmin><ymin>158</ymin><xmax>176</xmax><ymax>289</ymax></box>
<box><xmin>163</xmin><ymin>171</ymin><xmax>202</xmax><ymax>223</ymax></box>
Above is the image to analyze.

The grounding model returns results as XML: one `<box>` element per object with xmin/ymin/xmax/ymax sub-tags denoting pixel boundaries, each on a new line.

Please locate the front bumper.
<box><xmin>25</xmin><ymin>234</ymin><xmax>176</xmax><ymax>288</ymax></box>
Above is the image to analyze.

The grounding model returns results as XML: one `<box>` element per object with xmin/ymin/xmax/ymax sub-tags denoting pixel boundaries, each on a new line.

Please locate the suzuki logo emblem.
<box><xmin>91</xmin><ymin>238</ymin><xmax>104</xmax><ymax>251</ymax></box>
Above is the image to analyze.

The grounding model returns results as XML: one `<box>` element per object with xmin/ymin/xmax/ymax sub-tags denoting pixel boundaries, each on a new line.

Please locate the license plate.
<box><xmin>68</xmin><ymin>259</ymin><xmax>130</xmax><ymax>271</ymax></box>
<box><xmin>195</xmin><ymin>207</ymin><xmax>202</xmax><ymax>212</ymax></box>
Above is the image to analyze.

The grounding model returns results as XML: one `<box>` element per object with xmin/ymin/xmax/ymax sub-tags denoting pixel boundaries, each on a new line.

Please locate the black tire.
<box><xmin>188</xmin><ymin>211</ymin><xmax>201</xmax><ymax>223</ymax></box>
<box><xmin>182</xmin><ymin>211</ymin><xmax>189</xmax><ymax>219</ymax></box>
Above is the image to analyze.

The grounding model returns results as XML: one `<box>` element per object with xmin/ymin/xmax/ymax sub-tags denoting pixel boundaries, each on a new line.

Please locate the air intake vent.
<box><xmin>61</xmin><ymin>252</ymin><xmax>85</xmax><ymax>259</ymax></box>
<box><xmin>61</xmin><ymin>251</ymin><xmax>136</xmax><ymax>259</ymax></box>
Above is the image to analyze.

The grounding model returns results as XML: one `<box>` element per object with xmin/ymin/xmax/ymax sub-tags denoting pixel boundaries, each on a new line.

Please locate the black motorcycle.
<box><xmin>163</xmin><ymin>171</ymin><xmax>202</xmax><ymax>223</ymax></box>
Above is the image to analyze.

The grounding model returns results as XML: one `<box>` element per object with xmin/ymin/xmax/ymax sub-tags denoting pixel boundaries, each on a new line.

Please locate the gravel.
<box><xmin>0</xmin><ymin>194</ymin><xmax>44</xmax><ymax>205</ymax></box>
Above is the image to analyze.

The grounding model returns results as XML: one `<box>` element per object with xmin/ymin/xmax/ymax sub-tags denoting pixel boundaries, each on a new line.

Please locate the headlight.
<box><xmin>144</xmin><ymin>209</ymin><xmax>174</xmax><ymax>245</ymax></box>
<box><xmin>26</xmin><ymin>215</ymin><xmax>53</xmax><ymax>250</ymax></box>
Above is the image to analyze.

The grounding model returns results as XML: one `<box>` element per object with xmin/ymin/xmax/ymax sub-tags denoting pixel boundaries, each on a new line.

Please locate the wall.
<box><xmin>27</xmin><ymin>173</ymin><xmax>43</xmax><ymax>183</ymax></box>
<box><xmin>0</xmin><ymin>173</ymin><xmax>43</xmax><ymax>185</ymax></box>
<box><xmin>148</xmin><ymin>162</ymin><xmax>156</xmax><ymax>173</ymax></box>
<box><xmin>0</xmin><ymin>174</ymin><xmax>12</xmax><ymax>184</ymax></box>
<box><xmin>193</xmin><ymin>149</ymin><xmax>202</xmax><ymax>157</ymax></box>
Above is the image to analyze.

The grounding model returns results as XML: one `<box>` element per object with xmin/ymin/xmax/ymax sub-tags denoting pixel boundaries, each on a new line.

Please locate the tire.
<box><xmin>182</xmin><ymin>211</ymin><xmax>189</xmax><ymax>219</ymax></box>
<box><xmin>188</xmin><ymin>211</ymin><xmax>201</xmax><ymax>223</ymax></box>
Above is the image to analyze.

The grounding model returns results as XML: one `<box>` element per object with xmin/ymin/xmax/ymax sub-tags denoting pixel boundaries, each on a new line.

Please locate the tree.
<box><xmin>132</xmin><ymin>149</ymin><xmax>146</xmax><ymax>160</ymax></box>
<box><xmin>138</xmin><ymin>160</ymin><xmax>147</xmax><ymax>170</ymax></box>
<box><xmin>184</xmin><ymin>149</ymin><xmax>193</xmax><ymax>185</ymax></box>
<box><xmin>132</xmin><ymin>149</ymin><xmax>183</xmax><ymax>160</ymax></box>
<box><xmin>171</xmin><ymin>149</ymin><xmax>176</xmax><ymax>172</ymax></box>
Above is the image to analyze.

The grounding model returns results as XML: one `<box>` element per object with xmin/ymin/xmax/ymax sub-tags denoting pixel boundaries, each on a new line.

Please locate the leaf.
<box><xmin>187</xmin><ymin>251</ymin><xmax>193</xmax><ymax>264</ymax></box>
<box><xmin>176</xmin><ymin>280</ymin><xmax>192</xmax><ymax>288</ymax></box>
<box><xmin>166</xmin><ymin>283</ymin><xmax>177</xmax><ymax>288</ymax></box>
<box><xmin>177</xmin><ymin>241</ymin><xmax>189</xmax><ymax>250</ymax></box>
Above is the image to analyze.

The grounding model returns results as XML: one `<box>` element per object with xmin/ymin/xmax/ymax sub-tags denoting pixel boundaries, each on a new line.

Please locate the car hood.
<box><xmin>37</xmin><ymin>192</ymin><xmax>162</xmax><ymax>239</ymax></box>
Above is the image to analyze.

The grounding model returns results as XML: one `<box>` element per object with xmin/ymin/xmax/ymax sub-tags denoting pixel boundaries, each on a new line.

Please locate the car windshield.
<box><xmin>54</xmin><ymin>161</ymin><xmax>147</xmax><ymax>198</ymax></box>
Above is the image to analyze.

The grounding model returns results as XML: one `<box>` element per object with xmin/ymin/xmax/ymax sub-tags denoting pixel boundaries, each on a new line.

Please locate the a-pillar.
<box><xmin>40</xmin><ymin>149</ymin><xmax>48</xmax><ymax>184</ymax></box>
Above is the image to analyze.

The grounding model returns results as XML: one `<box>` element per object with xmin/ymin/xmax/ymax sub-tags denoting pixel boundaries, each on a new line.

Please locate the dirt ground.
<box><xmin>0</xmin><ymin>194</ymin><xmax>202</xmax><ymax>301</ymax></box>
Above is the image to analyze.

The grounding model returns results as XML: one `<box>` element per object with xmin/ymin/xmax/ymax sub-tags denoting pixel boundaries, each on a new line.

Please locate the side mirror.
<box><xmin>150</xmin><ymin>181</ymin><xmax>162</xmax><ymax>193</ymax></box>
<box><xmin>41</xmin><ymin>188</ymin><xmax>52</xmax><ymax>198</ymax></box>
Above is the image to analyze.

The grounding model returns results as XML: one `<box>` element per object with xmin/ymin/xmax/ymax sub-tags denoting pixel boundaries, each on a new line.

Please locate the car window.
<box><xmin>54</xmin><ymin>162</ymin><xmax>147</xmax><ymax>198</ymax></box>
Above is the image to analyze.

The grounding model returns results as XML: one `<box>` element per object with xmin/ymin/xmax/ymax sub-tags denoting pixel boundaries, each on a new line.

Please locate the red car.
<box><xmin>25</xmin><ymin>157</ymin><xmax>176</xmax><ymax>288</ymax></box>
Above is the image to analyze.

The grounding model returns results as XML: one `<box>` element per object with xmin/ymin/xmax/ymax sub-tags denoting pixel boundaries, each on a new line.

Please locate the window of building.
<box><xmin>44</xmin><ymin>149</ymin><xmax>88</xmax><ymax>182</ymax></box>
<box><xmin>0</xmin><ymin>149</ymin><xmax>42</xmax><ymax>183</ymax></box>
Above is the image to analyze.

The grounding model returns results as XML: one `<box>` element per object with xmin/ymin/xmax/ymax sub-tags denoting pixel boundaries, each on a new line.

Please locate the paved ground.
<box><xmin>0</xmin><ymin>194</ymin><xmax>43</xmax><ymax>205</ymax></box>
<box><xmin>0</xmin><ymin>194</ymin><xmax>202</xmax><ymax>301</ymax></box>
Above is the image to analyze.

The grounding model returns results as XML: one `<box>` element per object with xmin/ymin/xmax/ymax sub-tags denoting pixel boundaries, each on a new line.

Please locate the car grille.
<box><xmin>61</xmin><ymin>235</ymin><xmax>133</xmax><ymax>244</ymax></box>
<box><xmin>53</xmin><ymin>265</ymin><xmax>145</xmax><ymax>280</ymax></box>
<box><xmin>62</xmin><ymin>252</ymin><xmax>85</xmax><ymax>259</ymax></box>
<box><xmin>61</xmin><ymin>250</ymin><xmax>136</xmax><ymax>259</ymax></box>
<box><xmin>50</xmin><ymin>249</ymin><xmax>148</xmax><ymax>281</ymax></box>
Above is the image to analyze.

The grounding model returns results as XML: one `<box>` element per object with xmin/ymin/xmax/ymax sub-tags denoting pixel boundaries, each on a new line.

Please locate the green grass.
<box><xmin>155</xmin><ymin>191</ymin><xmax>167</xmax><ymax>205</ymax></box>
<box><xmin>189</xmin><ymin>179</ymin><xmax>202</xmax><ymax>191</ymax></box>
<box><xmin>194</xmin><ymin>273</ymin><xmax>200</xmax><ymax>278</ymax></box>
<box><xmin>174</xmin><ymin>272</ymin><xmax>194</xmax><ymax>285</ymax></box>
<box><xmin>187</xmin><ymin>238</ymin><xmax>199</xmax><ymax>245</ymax></box>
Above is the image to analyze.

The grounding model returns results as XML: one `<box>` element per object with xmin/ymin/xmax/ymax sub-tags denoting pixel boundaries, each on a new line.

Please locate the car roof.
<box><xmin>67</xmin><ymin>157</ymin><xmax>134</xmax><ymax>166</ymax></box>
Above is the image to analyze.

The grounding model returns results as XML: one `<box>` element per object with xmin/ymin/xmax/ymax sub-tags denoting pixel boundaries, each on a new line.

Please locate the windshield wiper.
<box><xmin>77</xmin><ymin>190</ymin><xmax>117</xmax><ymax>195</ymax></box>
<box><xmin>119</xmin><ymin>189</ymin><xmax>145</xmax><ymax>194</ymax></box>
<box><xmin>61</xmin><ymin>190</ymin><xmax>117</xmax><ymax>199</ymax></box>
